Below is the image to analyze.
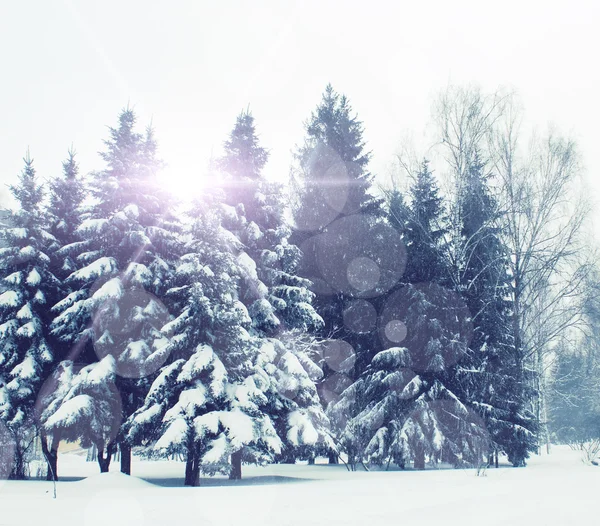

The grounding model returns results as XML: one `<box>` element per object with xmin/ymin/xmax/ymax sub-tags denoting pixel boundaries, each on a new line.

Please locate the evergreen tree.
<box><xmin>216</xmin><ymin>110</ymin><xmax>328</xmax><ymax>472</ymax></box>
<box><xmin>48</xmin><ymin>150</ymin><xmax>86</xmax><ymax>279</ymax></box>
<box><xmin>402</xmin><ymin>159</ymin><xmax>449</xmax><ymax>284</ymax></box>
<box><xmin>292</xmin><ymin>85</ymin><xmax>384</xmax><ymax>298</ymax></box>
<box><xmin>33</xmin><ymin>150</ymin><xmax>88</xmax><ymax>479</ymax></box>
<box><xmin>456</xmin><ymin>152</ymin><xmax>536</xmax><ymax>467</ymax></box>
<box><xmin>50</xmin><ymin>109</ymin><xmax>178</xmax><ymax>474</ymax></box>
<box><xmin>296</xmin><ymin>84</ymin><xmax>380</xmax><ymax>219</ymax></box>
<box><xmin>218</xmin><ymin>109</ymin><xmax>268</xmax><ymax>208</ymax></box>
<box><xmin>37</xmin><ymin>356</ymin><xmax>121</xmax><ymax>472</ymax></box>
<box><xmin>291</xmin><ymin>86</ymin><xmax>393</xmax><ymax>463</ymax></box>
<box><xmin>329</xmin><ymin>283</ymin><xmax>487</xmax><ymax>469</ymax></box>
<box><xmin>218</xmin><ymin>110</ymin><xmax>323</xmax><ymax>335</ymax></box>
<box><xmin>0</xmin><ymin>154</ymin><xmax>59</xmax><ymax>479</ymax></box>
<box><xmin>126</xmin><ymin>196</ymin><xmax>283</xmax><ymax>486</ymax></box>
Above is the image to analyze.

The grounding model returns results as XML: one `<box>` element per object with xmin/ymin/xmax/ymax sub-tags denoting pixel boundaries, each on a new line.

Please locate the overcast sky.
<box><xmin>1</xmin><ymin>0</ymin><xmax>599</xmax><ymax>211</ymax></box>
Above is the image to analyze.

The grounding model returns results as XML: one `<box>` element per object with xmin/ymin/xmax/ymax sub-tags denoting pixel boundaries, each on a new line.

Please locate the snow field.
<box><xmin>0</xmin><ymin>446</ymin><xmax>597</xmax><ymax>526</ymax></box>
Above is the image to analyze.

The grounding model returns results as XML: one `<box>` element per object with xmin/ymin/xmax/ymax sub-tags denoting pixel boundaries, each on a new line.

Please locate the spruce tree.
<box><xmin>0</xmin><ymin>154</ymin><xmax>59</xmax><ymax>479</ymax></box>
<box><xmin>456</xmin><ymin>152</ymin><xmax>536</xmax><ymax>466</ymax></box>
<box><xmin>296</xmin><ymin>84</ymin><xmax>380</xmax><ymax>219</ymax></box>
<box><xmin>32</xmin><ymin>150</ymin><xmax>88</xmax><ymax>479</ymax></box>
<box><xmin>50</xmin><ymin>109</ymin><xmax>178</xmax><ymax>474</ymax></box>
<box><xmin>216</xmin><ymin>110</ymin><xmax>328</xmax><ymax>472</ymax></box>
<box><xmin>37</xmin><ymin>356</ymin><xmax>122</xmax><ymax>473</ymax></box>
<box><xmin>48</xmin><ymin>150</ymin><xmax>86</xmax><ymax>274</ymax></box>
<box><xmin>294</xmin><ymin>92</ymin><xmax>375</xmax><ymax>343</ymax></box>
<box><xmin>402</xmin><ymin>159</ymin><xmax>449</xmax><ymax>284</ymax></box>
<box><xmin>126</xmin><ymin>196</ymin><xmax>283</xmax><ymax>486</ymax></box>
<box><xmin>329</xmin><ymin>283</ymin><xmax>486</xmax><ymax>469</ymax></box>
<box><xmin>291</xmin><ymin>86</ymin><xmax>403</xmax><ymax>464</ymax></box>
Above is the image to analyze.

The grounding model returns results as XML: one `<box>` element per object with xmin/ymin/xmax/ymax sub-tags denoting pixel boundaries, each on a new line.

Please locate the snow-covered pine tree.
<box><xmin>33</xmin><ymin>150</ymin><xmax>88</xmax><ymax>480</ymax></box>
<box><xmin>216</xmin><ymin>110</ymin><xmax>328</xmax><ymax>472</ymax></box>
<box><xmin>401</xmin><ymin>159</ymin><xmax>449</xmax><ymax>285</ymax></box>
<box><xmin>47</xmin><ymin>150</ymin><xmax>86</xmax><ymax>280</ymax></box>
<box><xmin>291</xmin><ymin>86</ymin><xmax>386</xmax><ymax>462</ymax></box>
<box><xmin>329</xmin><ymin>282</ymin><xmax>487</xmax><ymax>469</ymax></box>
<box><xmin>328</xmin><ymin>162</ymin><xmax>489</xmax><ymax>470</ymax></box>
<box><xmin>456</xmin><ymin>152</ymin><xmax>537</xmax><ymax>467</ymax></box>
<box><xmin>292</xmin><ymin>86</ymin><xmax>383</xmax><ymax>297</ymax></box>
<box><xmin>218</xmin><ymin>110</ymin><xmax>323</xmax><ymax>333</ymax></box>
<box><xmin>0</xmin><ymin>154</ymin><xmax>60</xmax><ymax>479</ymax></box>
<box><xmin>295</xmin><ymin>84</ymin><xmax>380</xmax><ymax>220</ymax></box>
<box><xmin>37</xmin><ymin>356</ymin><xmax>122</xmax><ymax>472</ymax></box>
<box><xmin>126</xmin><ymin>195</ymin><xmax>282</xmax><ymax>486</ymax></box>
<box><xmin>50</xmin><ymin>109</ymin><xmax>178</xmax><ymax>474</ymax></box>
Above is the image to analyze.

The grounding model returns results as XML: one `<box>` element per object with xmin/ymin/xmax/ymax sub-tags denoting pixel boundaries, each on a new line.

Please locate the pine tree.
<box><xmin>296</xmin><ymin>84</ymin><xmax>380</xmax><ymax>219</ymax></box>
<box><xmin>50</xmin><ymin>109</ymin><xmax>178</xmax><ymax>474</ymax></box>
<box><xmin>328</xmin><ymin>158</ymin><xmax>510</xmax><ymax>470</ymax></box>
<box><xmin>402</xmin><ymin>159</ymin><xmax>449</xmax><ymax>285</ymax></box>
<box><xmin>48</xmin><ymin>150</ymin><xmax>86</xmax><ymax>279</ymax></box>
<box><xmin>126</xmin><ymin>196</ymin><xmax>282</xmax><ymax>486</ymax></box>
<box><xmin>218</xmin><ymin>110</ymin><xmax>323</xmax><ymax>335</ymax></box>
<box><xmin>0</xmin><ymin>154</ymin><xmax>59</xmax><ymax>479</ymax></box>
<box><xmin>329</xmin><ymin>283</ymin><xmax>488</xmax><ymax>469</ymax></box>
<box><xmin>291</xmin><ymin>86</ymin><xmax>393</xmax><ymax>463</ymax></box>
<box><xmin>216</xmin><ymin>110</ymin><xmax>328</xmax><ymax>472</ymax></box>
<box><xmin>456</xmin><ymin>152</ymin><xmax>536</xmax><ymax>467</ymax></box>
<box><xmin>30</xmin><ymin>150</ymin><xmax>88</xmax><ymax>479</ymax></box>
<box><xmin>37</xmin><ymin>356</ymin><xmax>121</xmax><ymax>472</ymax></box>
<box><xmin>218</xmin><ymin>109</ymin><xmax>268</xmax><ymax>208</ymax></box>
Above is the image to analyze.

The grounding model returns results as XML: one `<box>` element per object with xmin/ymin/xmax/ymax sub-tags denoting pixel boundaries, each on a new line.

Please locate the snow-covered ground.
<box><xmin>0</xmin><ymin>446</ymin><xmax>597</xmax><ymax>526</ymax></box>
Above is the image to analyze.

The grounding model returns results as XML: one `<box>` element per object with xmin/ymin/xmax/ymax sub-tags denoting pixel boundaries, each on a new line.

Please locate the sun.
<box><xmin>157</xmin><ymin>164</ymin><xmax>210</xmax><ymax>202</ymax></box>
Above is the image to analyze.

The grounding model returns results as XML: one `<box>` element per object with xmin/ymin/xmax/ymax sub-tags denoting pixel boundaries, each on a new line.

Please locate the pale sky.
<box><xmin>1</xmin><ymin>0</ymin><xmax>599</xmax><ymax>213</ymax></box>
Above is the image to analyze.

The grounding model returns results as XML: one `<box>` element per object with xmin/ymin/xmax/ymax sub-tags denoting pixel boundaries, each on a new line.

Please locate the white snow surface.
<box><xmin>92</xmin><ymin>277</ymin><xmax>123</xmax><ymax>302</ymax></box>
<box><xmin>26</xmin><ymin>268</ymin><xmax>41</xmax><ymax>286</ymax></box>
<box><xmin>44</xmin><ymin>394</ymin><xmax>94</xmax><ymax>428</ymax></box>
<box><xmin>0</xmin><ymin>446</ymin><xmax>598</xmax><ymax>526</ymax></box>
<box><xmin>69</xmin><ymin>257</ymin><xmax>118</xmax><ymax>283</ymax></box>
<box><xmin>0</xmin><ymin>290</ymin><xmax>20</xmax><ymax>307</ymax></box>
<box><xmin>237</xmin><ymin>252</ymin><xmax>259</xmax><ymax>282</ymax></box>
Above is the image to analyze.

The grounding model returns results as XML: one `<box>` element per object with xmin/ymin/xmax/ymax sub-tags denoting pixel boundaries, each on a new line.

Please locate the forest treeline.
<box><xmin>0</xmin><ymin>84</ymin><xmax>598</xmax><ymax>486</ymax></box>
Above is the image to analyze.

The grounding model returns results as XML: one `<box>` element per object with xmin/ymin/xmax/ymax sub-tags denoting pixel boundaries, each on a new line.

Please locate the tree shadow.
<box><xmin>142</xmin><ymin>474</ymin><xmax>315</xmax><ymax>488</ymax></box>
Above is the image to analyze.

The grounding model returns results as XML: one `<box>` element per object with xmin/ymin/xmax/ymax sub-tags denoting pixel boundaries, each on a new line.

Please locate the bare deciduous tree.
<box><xmin>489</xmin><ymin>101</ymin><xmax>590</xmax><ymax>454</ymax></box>
<box><xmin>430</xmin><ymin>85</ymin><xmax>590</xmax><ymax>455</ymax></box>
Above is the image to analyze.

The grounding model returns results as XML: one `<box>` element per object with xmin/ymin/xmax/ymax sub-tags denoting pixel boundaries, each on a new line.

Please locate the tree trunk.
<box><xmin>281</xmin><ymin>450</ymin><xmax>296</xmax><ymax>464</ymax></box>
<box><xmin>495</xmin><ymin>450</ymin><xmax>499</xmax><ymax>468</ymax></box>
<box><xmin>10</xmin><ymin>447</ymin><xmax>26</xmax><ymax>480</ymax></box>
<box><xmin>98</xmin><ymin>442</ymin><xmax>115</xmax><ymax>473</ymax></box>
<box><xmin>348</xmin><ymin>451</ymin><xmax>357</xmax><ymax>472</ymax></box>
<box><xmin>413</xmin><ymin>446</ymin><xmax>425</xmax><ymax>470</ymax></box>
<box><xmin>537</xmin><ymin>357</ymin><xmax>551</xmax><ymax>455</ymax></box>
<box><xmin>120</xmin><ymin>442</ymin><xmax>132</xmax><ymax>475</ymax></box>
<box><xmin>40</xmin><ymin>433</ymin><xmax>59</xmax><ymax>481</ymax></box>
<box><xmin>328</xmin><ymin>450</ymin><xmax>339</xmax><ymax>464</ymax></box>
<box><xmin>184</xmin><ymin>455</ymin><xmax>194</xmax><ymax>486</ymax></box>
<box><xmin>308</xmin><ymin>454</ymin><xmax>315</xmax><ymax>465</ymax></box>
<box><xmin>229</xmin><ymin>449</ymin><xmax>242</xmax><ymax>480</ymax></box>
<box><xmin>184</xmin><ymin>446</ymin><xmax>200</xmax><ymax>486</ymax></box>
